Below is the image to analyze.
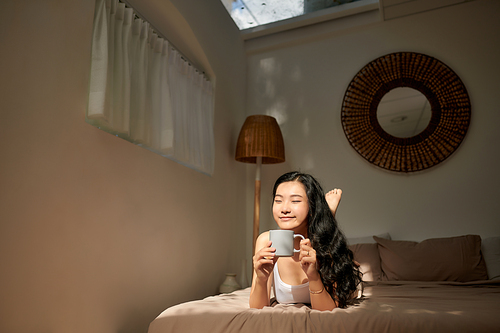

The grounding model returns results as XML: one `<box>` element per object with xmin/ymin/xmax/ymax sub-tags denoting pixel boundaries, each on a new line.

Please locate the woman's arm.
<box><xmin>308</xmin><ymin>276</ymin><xmax>337</xmax><ymax>311</ymax></box>
<box><xmin>299</xmin><ymin>239</ymin><xmax>338</xmax><ymax>311</ymax></box>
<box><xmin>249</xmin><ymin>232</ymin><xmax>276</xmax><ymax>309</ymax></box>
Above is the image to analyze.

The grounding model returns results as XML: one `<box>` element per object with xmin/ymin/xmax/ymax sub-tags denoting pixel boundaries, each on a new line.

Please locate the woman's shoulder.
<box><xmin>256</xmin><ymin>231</ymin><xmax>270</xmax><ymax>244</ymax></box>
<box><xmin>254</xmin><ymin>231</ymin><xmax>271</xmax><ymax>252</ymax></box>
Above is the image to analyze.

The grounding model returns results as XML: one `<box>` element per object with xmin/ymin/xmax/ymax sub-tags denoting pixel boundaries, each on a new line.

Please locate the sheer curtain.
<box><xmin>88</xmin><ymin>0</ymin><xmax>214</xmax><ymax>175</ymax></box>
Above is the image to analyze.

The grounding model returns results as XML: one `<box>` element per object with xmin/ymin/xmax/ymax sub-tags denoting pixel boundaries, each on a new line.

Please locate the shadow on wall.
<box><xmin>255</xmin><ymin>56</ymin><xmax>317</xmax><ymax>170</ymax></box>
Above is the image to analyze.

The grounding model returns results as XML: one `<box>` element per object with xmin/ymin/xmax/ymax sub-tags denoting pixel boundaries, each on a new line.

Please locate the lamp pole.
<box><xmin>253</xmin><ymin>156</ymin><xmax>262</xmax><ymax>255</ymax></box>
<box><xmin>234</xmin><ymin>115</ymin><xmax>285</xmax><ymax>259</ymax></box>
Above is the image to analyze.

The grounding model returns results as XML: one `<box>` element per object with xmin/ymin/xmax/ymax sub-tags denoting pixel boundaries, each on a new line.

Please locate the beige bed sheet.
<box><xmin>148</xmin><ymin>280</ymin><xmax>500</xmax><ymax>333</ymax></box>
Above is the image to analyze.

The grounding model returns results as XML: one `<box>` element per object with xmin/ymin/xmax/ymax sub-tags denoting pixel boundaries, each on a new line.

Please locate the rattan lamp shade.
<box><xmin>235</xmin><ymin>115</ymin><xmax>285</xmax><ymax>164</ymax></box>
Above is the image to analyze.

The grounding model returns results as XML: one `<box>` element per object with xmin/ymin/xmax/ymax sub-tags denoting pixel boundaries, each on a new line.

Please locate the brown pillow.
<box><xmin>349</xmin><ymin>243</ymin><xmax>383</xmax><ymax>281</ymax></box>
<box><xmin>374</xmin><ymin>235</ymin><xmax>488</xmax><ymax>282</ymax></box>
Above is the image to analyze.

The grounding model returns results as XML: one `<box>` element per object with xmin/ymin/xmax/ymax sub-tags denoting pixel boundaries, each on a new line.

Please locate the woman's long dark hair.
<box><xmin>272</xmin><ymin>171</ymin><xmax>362</xmax><ymax>308</ymax></box>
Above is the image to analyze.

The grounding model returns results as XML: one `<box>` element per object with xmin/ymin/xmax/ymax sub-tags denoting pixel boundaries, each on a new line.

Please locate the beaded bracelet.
<box><xmin>309</xmin><ymin>286</ymin><xmax>325</xmax><ymax>294</ymax></box>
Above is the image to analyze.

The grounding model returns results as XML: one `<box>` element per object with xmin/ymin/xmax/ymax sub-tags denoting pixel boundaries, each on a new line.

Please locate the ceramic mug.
<box><xmin>269</xmin><ymin>230</ymin><xmax>305</xmax><ymax>257</ymax></box>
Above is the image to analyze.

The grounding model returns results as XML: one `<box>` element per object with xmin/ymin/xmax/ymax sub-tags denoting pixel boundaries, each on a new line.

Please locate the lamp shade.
<box><xmin>235</xmin><ymin>115</ymin><xmax>285</xmax><ymax>164</ymax></box>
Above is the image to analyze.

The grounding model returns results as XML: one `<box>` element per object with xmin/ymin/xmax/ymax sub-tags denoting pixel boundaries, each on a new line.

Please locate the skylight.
<box><xmin>221</xmin><ymin>0</ymin><xmax>364</xmax><ymax>30</ymax></box>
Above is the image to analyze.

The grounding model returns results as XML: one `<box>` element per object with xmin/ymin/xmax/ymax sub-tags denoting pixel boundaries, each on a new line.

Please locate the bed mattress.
<box><xmin>148</xmin><ymin>280</ymin><xmax>500</xmax><ymax>333</ymax></box>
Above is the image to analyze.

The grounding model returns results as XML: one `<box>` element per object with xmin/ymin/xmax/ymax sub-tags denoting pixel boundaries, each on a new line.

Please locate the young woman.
<box><xmin>249</xmin><ymin>171</ymin><xmax>361</xmax><ymax>311</ymax></box>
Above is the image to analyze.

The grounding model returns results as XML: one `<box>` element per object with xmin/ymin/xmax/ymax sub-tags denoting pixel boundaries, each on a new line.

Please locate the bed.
<box><xmin>148</xmin><ymin>234</ymin><xmax>500</xmax><ymax>333</ymax></box>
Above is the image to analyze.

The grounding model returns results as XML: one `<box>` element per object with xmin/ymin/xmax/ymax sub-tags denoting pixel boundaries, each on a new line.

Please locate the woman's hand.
<box><xmin>250</xmin><ymin>233</ymin><xmax>276</xmax><ymax>309</ymax></box>
<box><xmin>301</xmin><ymin>239</ymin><xmax>338</xmax><ymax>311</ymax></box>
<box><xmin>253</xmin><ymin>241</ymin><xmax>277</xmax><ymax>282</ymax></box>
<box><xmin>299</xmin><ymin>238</ymin><xmax>321</xmax><ymax>281</ymax></box>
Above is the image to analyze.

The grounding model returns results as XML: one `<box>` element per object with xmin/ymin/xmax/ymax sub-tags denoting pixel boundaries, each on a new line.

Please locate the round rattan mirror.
<box><xmin>341</xmin><ymin>52</ymin><xmax>471</xmax><ymax>172</ymax></box>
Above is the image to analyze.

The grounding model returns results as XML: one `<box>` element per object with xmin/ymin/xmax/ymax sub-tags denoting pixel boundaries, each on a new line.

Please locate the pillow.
<box><xmin>482</xmin><ymin>236</ymin><xmax>500</xmax><ymax>280</ymax></box>
<box><xmin>374</xmin><ymin>235</ymin><xmax>488</xmax><ymax>282</ymax></box>
<box><xmin>348</xmin><ymin>232</ymin><xmax>391</xmax><ymax>245</ymax></box>
<box><xmin>349</xmin><ymin>243</ymin><xmax>383</xmax><ymax>281</ymax></box>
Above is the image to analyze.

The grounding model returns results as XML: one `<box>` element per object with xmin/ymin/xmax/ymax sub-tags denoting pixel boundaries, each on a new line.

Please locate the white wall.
<box><xmin>0</xmin><ymin>0</ymin><xmax>247</xmax><ymax>332</ymax></box>
<box><xmin>245</xmin><ymin>0</ymin><xmax>500</xmax><ymax>247</ymax></box>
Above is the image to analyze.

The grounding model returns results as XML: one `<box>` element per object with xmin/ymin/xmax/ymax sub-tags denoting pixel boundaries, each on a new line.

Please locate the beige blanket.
<box><xmin>148</xmin><ymin>280</ymin><xmax>500</xmax><ymax>333</ymax></box>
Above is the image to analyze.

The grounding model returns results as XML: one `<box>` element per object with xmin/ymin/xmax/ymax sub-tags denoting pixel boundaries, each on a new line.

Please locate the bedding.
<box><xmin>148</xmin><ymin>234</ymin><xmax>500</xmax><ymax>333</ymax></box>
<box><xmin>374</xmin><ymin>235</ymin><xmax>488</xmax><ymax>282</ymax></box>
<box><xmin>349</xmin><ymin>242</ymin><xmax>383</xmax><ymax>281</ymax></box>
<box><xmin>482</xmin><ymin>236</ymin><xmax>500</xmax><ymax>280</ymax></box>
<box><xmin>148</xmin><ymin>281</ymin><xmax>500</xmax><ymax>333</ymax></box>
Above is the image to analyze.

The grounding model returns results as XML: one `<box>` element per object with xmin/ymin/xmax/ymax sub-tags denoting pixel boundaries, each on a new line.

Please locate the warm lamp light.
<box><xmin>235</xmin><ymin>115</ymin><xmax>285</xmax><ymax>254</ymax></box>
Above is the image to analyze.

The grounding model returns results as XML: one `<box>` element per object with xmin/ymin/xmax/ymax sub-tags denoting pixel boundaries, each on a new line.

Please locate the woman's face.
<box><xmin>273</xmin><ymin>181</ymin><xmax>309</xmax><ymax>233</ymax></box>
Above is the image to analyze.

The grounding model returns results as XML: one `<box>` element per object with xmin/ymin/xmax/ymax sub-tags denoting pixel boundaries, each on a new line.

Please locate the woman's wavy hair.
<box><xmin>272</xmin><ymin>171</ymin><xmax>362</xmax><ymax>308</ymax></box>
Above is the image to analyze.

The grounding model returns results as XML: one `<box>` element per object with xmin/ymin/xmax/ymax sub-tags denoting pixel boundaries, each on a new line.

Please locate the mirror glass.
<box><xmin>377</xmin><ymin>88</ymin><xmax>432</xmax><ymax>138</ymax></box>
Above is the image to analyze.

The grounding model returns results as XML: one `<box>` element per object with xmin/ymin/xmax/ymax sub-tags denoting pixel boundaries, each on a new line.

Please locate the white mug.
<box><xmin>269</xmin><ymin>230</ymin><xmax>305</xmax><ymax>257</ymax></box>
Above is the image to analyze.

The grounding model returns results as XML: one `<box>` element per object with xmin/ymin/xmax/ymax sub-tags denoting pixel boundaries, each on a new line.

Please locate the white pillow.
<box><xmin>348</xmin><ymin>232</ymin><xmax>391</xmax><ymax>245</ymax></box>
<box><xmin>482</xmin><ymin>236</ymin><xmax>500</xmax><ymax>280</ymax></box>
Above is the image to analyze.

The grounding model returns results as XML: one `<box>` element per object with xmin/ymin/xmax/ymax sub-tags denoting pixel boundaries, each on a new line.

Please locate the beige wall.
<box><xmin>0</xmin><ymin>0</ymin><xmax>247</xmax><ymax>332</ymax></box>
<box><xmin>246</xmin><ymin>0</ymin><xmax>500</xmax><ymax>244</ymax></box>
<box><xmin>2</xmin><ymin>0</ymin><xmax>500</xmax><ymax>332</ymax></box>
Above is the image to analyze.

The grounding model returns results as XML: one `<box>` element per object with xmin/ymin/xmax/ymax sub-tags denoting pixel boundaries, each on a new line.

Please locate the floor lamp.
<box><xmin>235</xmin><ymin>115</ymin><xmax>285</xmax><ymax>254</ymax></box>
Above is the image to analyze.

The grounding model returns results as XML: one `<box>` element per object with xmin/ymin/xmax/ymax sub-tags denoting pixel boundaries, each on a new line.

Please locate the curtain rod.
<box><xmin>119</xmin><ymin>0</ymin><xmax>208</xmax><ymax>79</ymax></box>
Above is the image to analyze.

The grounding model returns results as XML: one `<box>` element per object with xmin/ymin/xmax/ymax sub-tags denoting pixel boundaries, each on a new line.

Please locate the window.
<box><xmin>87</xmin><ymin>0</ymin><xmax>214</xmax><ymax>175</ymax></box>
<box><xmin>220</xmin><ymin>0</ymin><xmax>365</xmax><ymax>30</ymax></box>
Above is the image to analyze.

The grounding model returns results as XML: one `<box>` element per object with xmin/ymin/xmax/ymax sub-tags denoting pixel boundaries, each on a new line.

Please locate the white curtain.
<box><xmin>88</xmin><ymin>0</ymin><xmax>214</xmax><ymax>175</ymax></box>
